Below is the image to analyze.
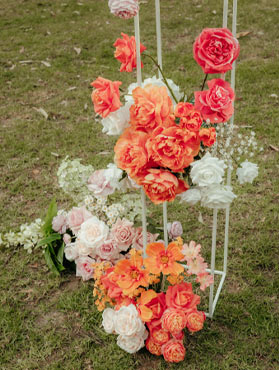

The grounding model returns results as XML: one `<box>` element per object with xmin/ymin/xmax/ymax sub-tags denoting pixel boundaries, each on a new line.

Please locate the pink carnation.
<box><xmin>76</xmin><ymin>256</ymin><xmax>95</xmax><ymax>281</ymax></box>
<box><xmin>132</xmin><ymin>227</ymin><xmax>158</xmax><ymax>250</ymax></box>
<box><xmin>67</xmin><ymin>206</ymin><xmax>92</xmax><ymax>235</ymax></box>
<box><xmin>108</xmin><ymin>0</ymin><xmax>139</xmax><ymax>19</ymax></box>
<box><xmin>52</xmin><ymin>213</ymin><xmax>68</xmax><ymax>234</ymax></box>
<box><xmin>110</xmin><ymin>218</ymin><xmax>135</xmax><ymax>251</ymax></box>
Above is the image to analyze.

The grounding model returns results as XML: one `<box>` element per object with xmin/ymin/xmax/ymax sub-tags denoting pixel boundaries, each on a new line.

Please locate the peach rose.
<box><xmin>114</xmin><ymin>128</ymin><xmax>149</xmax><ymax>177</ymax></box>
<box><xmin>135</xmin><ymin>169</ymin><xmax>189</xmax><ymax>204</ymax></box>
<box><xmin>145</xmin><ymin>336</ymin><xmax>162</xmax><ymax>356</ymax></box>
<box><xmin>146</xmin><ymin>126</ymin><xmax>196</xmax><ymax>172</ymax></box>
<box><xmin>114</xmin><ymin>33</ymin><xmax>146</xmax><ymax>72</ymax></box>
<box><xmin>91</xmin><ymin>77</ymin><xmax>122</xmax><ymax>118</ymax></box>
<box><xmin>186</xmin><ymin>309</ymin><xmax>206</xmax><ymax>332</ymax></box>
<box><xmin>195</xmin><ymin>79</ymin><xmax>235</xmax><ymax>124</ymax></box>
<box><xmin>166</xmin><ymin>282</ymin><xmax>201</xmax><ymax>311</ymax></box>
<box><xmin>130</xmin><ymin>85</ymin><xmax>174</xmax><ymax>133</ymax></box>
<box><xmin>161</xmin><ymin>308</ymin><xmax>187</xmax><ymax>334</ymax></box>
<box><xmin>161</xmin><ymin>339</ymin><xmax>186</xmax><ymax>363</ymax></box>
<box><xmin>175</xmin><ymin>102</ymin><xmax>203</xmax><ymax>132</ymax></box>
<box><xmin>193</xmin><ymin>28</ymin><xmax>240</xmax><ymax>74</ymax></box>
<box><xmin>199</xmin><ymin>127</ymin><xmax>216</xmax><ymax>147</ymax></box>
<box><xmin>110</xmin><ymin>218</ymin><xmax>135</xmax><ymax>251</ymax></box>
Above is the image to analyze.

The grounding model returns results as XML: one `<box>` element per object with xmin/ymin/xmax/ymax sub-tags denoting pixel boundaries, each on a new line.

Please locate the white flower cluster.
<box><xmin>0</xmin><ymin>219</ymin><xmax>44</xmax><ymax>253</ymax></box>
<box><xmin>57</xmin><ymin>156</ymin><xmax>94</xmax><ymax>202</ymax></box>
<box><xmin>102</xmin><ymin>305</ymin><xmax>148</xmax><ymax>354</ymax></box>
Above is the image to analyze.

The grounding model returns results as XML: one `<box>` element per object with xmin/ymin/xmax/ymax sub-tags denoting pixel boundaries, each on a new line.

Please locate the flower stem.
<box><xmin>142</xmin><ymin>53</ymin><xmax>178</xmax><ymax>104</ymax></box>
<box><xmin>201</xmin><ymin>74</ymin><xmax>208</xmax><ymax>91</ymax></box>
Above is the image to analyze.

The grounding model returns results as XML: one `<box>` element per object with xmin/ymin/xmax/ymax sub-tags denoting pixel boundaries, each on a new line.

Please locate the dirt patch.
<box><xmin>35</xmin><ymin>310</ymin><xmax>66</xmax><ymax>328</ymax></box>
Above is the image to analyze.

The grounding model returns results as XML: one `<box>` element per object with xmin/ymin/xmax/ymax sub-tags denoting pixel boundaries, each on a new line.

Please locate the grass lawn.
<box><xmin>1</xmin><ymin>0</ymin><xmax>279</xmax><ymax>369</ymax></box>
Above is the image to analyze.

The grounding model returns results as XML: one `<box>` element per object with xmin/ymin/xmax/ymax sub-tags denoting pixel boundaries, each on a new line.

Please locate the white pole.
<box><xmin>134</xmin><ymin>14</ymin><xmax>148</xmax><ymax>256</ymax></box>
<box><xmin>155</xmin><ymin>0</ymin><xmax>162</xmax><ymax>78</ymax></box>
<box><xmin>163</xmin><ymin>202</ymin><xmax>168</xmax><ymax>247</ymax></box>
<box><xmin>209</xmin><ymin>208</ymin><xmax>218</xmax><ymax>318</ymax></box>
<box><xmin>229</xmin><ymin>0</ymin><xmax>238</xmax><ymax>130</ymax></box>
<box><xmin>223</xmin><ymin>0</ymin><xmax>228</xmax><ymax>28</ymax></box>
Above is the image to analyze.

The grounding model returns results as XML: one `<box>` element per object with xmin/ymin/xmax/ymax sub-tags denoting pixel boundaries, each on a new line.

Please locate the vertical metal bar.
<box><xmin>155</xmin><ymin>0</ymin><xmax>162</xmax><ymax>78</ymax></box>
<box><xmin>223</xmin><ymin>0</ymin><xmax>228</xmax><ymax>28</ymax></box>
<box><xmin>163</xmin><ymin>202</ymin><xmax>168</xmax><ymax>247</ymax></box>
<box><xmin>209</xmin><ymin>208</ymin><xmax>218</xmax><ymax>318</ymax></box>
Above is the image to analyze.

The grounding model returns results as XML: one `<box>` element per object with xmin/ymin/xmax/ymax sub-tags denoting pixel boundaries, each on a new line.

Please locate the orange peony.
<box><xmin>145</xmin><ymin>336</ymin><xmax>162</xmax><ymax>356</ymax></box>
<box><xmin>91</xmin><ymin>77</ymin><xmax>122</xmax><ymax>118</ymax></box>
<box><xmin>146</xmin><ymin>126</ymin><xmax>196</xmax><ymax>172</ymax></box>
<box><xmin>161</xmin><ymin>339</ymin><xmax>186</xmax><ymax>363</ymax></box>
<box><xmin>144</xmin><ymin>241</ymin><xmax>184</xmax><ymax>275</ymax></box>
<box><xmin>130</xmin><ymin>85</ymin><xmax>174</xmax><ymax>132</ymax></box>
<box><xmin>186</xmin><ymin>309</ymin><xmax>206</xmax><ymax>332</ymax></box>
<box><xmin>199</xmin><ymin>127</ymin><xmax>216</xmax><ymax>147</ymax></box>
<box><xmin>114</xmin><ymin>249</ymin><xmax>149</xmax><ymax>296</ymax></box>
<box><xmin>166</xmin><ymin>282</ymin><xmax>201</xmax><ymax>311</ymax></box>
<box><xmin>175</xmin><ymin>102</ymin><xmax>203</xmax><ymax>132</ymax></box>
<box><xmin>135</xmin><ymin>169</ymin><xmax>188</xmax><ymax>204</ymax></box>
<box><xmin>150</xmin><ymin>325</ymin><xmax>171</xmax><ymax>345</ymax></box>
<box><xmin>114</xmin><ymin>32</ymin><xmax>146</xmax><ymax>72</ymax></box>
<box><xmin>161</xmin><ymin>308</ymin><xmax>187</xmax><ymax>334</ymax></box>
<box><xmin>114</xmin><ymin>128</ymin><xmax>149</xmax><ymax>177</ymax></box>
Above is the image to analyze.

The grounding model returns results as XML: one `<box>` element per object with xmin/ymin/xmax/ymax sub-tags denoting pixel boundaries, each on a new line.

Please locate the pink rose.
<box><xmin>96</xmin><ymin>239</ymin><xmax>120</xmax><ymax>261</ymax></box>
<box><xmin>88</xmin><ymin>169</ymin><xmax>113</xmax><ymax>196</ymax></box>
<box><xmin>76</xmin><ymin>256</ymin><xmax>95</xmax><ymax>281</ymax></box>
<box><xmin>193</xmin><ymin>28</ymin><xmax>240</xmax><ymax>74</ymax></box>
<box><xmin>108</xmin><ymin>0</ymin><xmax>139</xmax><ymax>19</ymax></box>
<box><xmin>132</xmin><ymin>227</ymin><xmax>158</xmax><ymax>250</ymax></box>
<box><xmin>167</xmin><ymin>221</ymin><xmax>183</xmax><ymax>240</ymax></box>
<box><xmin>67</xmin><ymin>206</ymin><xmax>92</xmax><ymax>235</ymax></box>
<box><xmin>110</xmin><ymin>218</ymin><xmax>135</xmax><ymax>251</ymax></box>
<box><xmin>52</xmin><ymin>213</ymin><xmax>67</xmax><ymax>234</ymax></box>
<box><xmin>195</xmin><ymin>79</ymin><xmax>235</xmax><ymax>124</ymax></box>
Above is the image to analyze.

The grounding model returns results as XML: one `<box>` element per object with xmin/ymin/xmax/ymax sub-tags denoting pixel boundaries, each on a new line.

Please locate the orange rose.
<box><xmin>175</xmin><ymin>102</ymin><xmax>203</xmax><ymax>132</ymax></box>
<box><xmin>166</xmin><ymin>282</ymin><xmax>201</xmax><ymax>311</ymax></box>
<box><xmin>162</xmin><ymin>339</ymin><xmax>186</xmax><ymax>363</ymax></box>
<box><xmin>135</xmin><ymin>169</ymin><xmax>189</xmax><ymax>204</ymax></box>
<box><xmin>150</xmin><ymin>324</ymin><xmax>171</xmax><ymax>345</ymax></box>
<box><xmin>146</xmin><ymin>126</ymin><xmax>196</xmax><ymax>172</ymax></box>
<box><xmin>114</xmin><ymin>33</ymin><xmax>146</xmax><ymax>72</ymax></box>
<box><xmin>130</xmin><ymin>85</ymin><xmax>174</xmax><ymax>133</ymax></box>
<box><xmin>161</xmin><ymin>308</ymin><xmax>187</xmax><ymax>334</ymax></box>
<box><xmin>91</xmin><ymin>77</ymin><xmax>122</xmax><ymax>118</ymax></box>
<box><xmin>199</xmin><ymin>127</ymin><xmax>216</xmax><ymax>147</ymax></box>
<box><xmin>186</xmin><ymin>309</ymin><xmax>206</xmax><ymax>332</ymax></box>
<box><xmin>114</xmin><ymin>128</ymin><xmax>149</xmax><ymax>177</ymax></box>
<box><xmin>145</xmin><ymin>336</ymin><xmax>162</xmax><ymax>356</ymax></box>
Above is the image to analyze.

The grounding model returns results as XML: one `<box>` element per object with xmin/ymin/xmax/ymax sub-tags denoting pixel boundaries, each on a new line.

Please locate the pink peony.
<box><xmin>67</xmin><ymin>206</ymin><xmax>92</xmax><ymax>235</ymax></box>
<box><xmin>110</xmin><ymin>218</ymin><xmax>135</xmax><ymax>251</ymax></box>
<box><xmin>108</xmin><ymin>0</ymin><xmax>139</xmax><ymax>19</ymax></box>
<box><xmin>132</xmin><ymin>228</ymin><xmax>158</xmax><ymax>250</ymax></box>
<box><xmin>167</xmin><ymin>221</ymin><xmax>183</xmax><ymax>240</ymax></box>
<box><xmin>96</xmin><ymin>239</ymin><xmax>120</xmax><ymax>261</ymax></box>
<box><xmin>195</xmin><ymin>79</ymin><xmax>235</xmax><ymax>124</ymax></box>
<box><xmin>76</xmin><ymin>256</ymin><xmax>95</xmax><ymax>281</ymax></box>
<box><xmin>52</xmin><ymin>213</ymin><xmax>68</xmax><ymax>234</ymax></box>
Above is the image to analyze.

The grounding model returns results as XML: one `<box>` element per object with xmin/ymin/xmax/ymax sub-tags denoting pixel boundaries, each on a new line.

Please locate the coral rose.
<box><xmin>162</xmin><ymin>339</ymin><xmax>186</xmax><ymax>363</ymax></box>
<box><xmin>186</xmin><ymin>309</ymin><xmax>206</xmax><ymax>332</ymax></box>
<box><xmin>135</xmin><ymin>169</ymin><xmax>189</xmax><ymax>204</ymax></box>
<box><xmin>175</xmin><ymin>102</ymin><xmax>203</xmax><ymax>132</ymax></box>
<box><xmin>150</xmin><ymin>325</ymin><xmax>171</xmax><ymax>345</ymax></box>
<box><xmin>114</xmin><ymin>128</ymin><xmax>149</xmax><ymax>177</ymax></box>
<box><xmin>195</xmin><ymin>78</ymin><xmax>235</xmax><ymax>123</ymax></box>
<box><xmin>91</xmin><ymin>77</ymin><xmax>122</xmax><ymax>118</ymax></box>
<box><xmin>146</xmin><ymin>126</ymin><xmax>196</xmax><ymax>172</ymax></box>
<box><xmin>130</xmin><ymin>85</ymin><xmax>174</xmax><ymax>133</ymax></box>
<box><xmin>114</xmin><ymin>33</ymin><xmax>146</xmax><ymax>72</ymax></box>
<box><xmin>145</xmin><ymin>336</ymin><xmax>162</xmax><ymax>356</ymax></box>
<box><xmin>199</xmin><ymin>127</ymin><xmax>216</xmax><ymax>147</ymax></box>
<box><xmin>166</xmin><ymin>282</ymin><xmax>201</xmax><ymax>311</ymax></box>
<box><xmin>193</xmin><ymin>27</ymin><xmax>240</xmax><ymax>74</ymax></box>
<box><xmin>161</xmin><ymin>308</ymin><xmax>187</xmax><ymax>334</ymax></box>
<box><xmin>143</xmin><ymin>292</ymin><xmax>166</xmax><ymax>325</ymax></box>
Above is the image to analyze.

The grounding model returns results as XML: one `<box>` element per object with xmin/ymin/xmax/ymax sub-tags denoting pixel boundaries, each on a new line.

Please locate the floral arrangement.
<box><xmin>93</xmin><ymin>238</ymin><xmax>213</xmax><ymax>362</ymax></box>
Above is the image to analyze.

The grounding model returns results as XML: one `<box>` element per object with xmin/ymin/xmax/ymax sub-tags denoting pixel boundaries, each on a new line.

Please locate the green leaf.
<box><xmin>48</xmin><ymin>244</ymin><xmax>65</xmax><ymax>272</ymax></box>
<box><xmin>57</xmin><ymin>242</ymin><xmax>65</xmax><ymax>265</ymax></box>
<box><xmin>37</xmin><ymin>233</ymin><xmax>61</xmax><ymax>248</ymax></box>
<box><xmin>44</xmin><ymin>245</ymin><xmax>60</xmax><ymax>276</ymax></box>
<box><xmin>42</xmin><ymin>197</ymin><xmax>57</xmax><ymax>236</ymax></box>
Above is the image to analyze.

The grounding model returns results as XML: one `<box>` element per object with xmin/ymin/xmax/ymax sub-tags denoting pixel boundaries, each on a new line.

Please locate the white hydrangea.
<box><xmin>101</xmin><ymin>103</ymin><xmax>131</xmax><ymax>136</ymax></box>
<box><xmin>201</xmin><ymin>185</ymin><xmax>236</xmax><ymax>209</ymax></box>
<box><xmin>236</xmin><ymin>161</ymin><xmax>259</xmax><ymax>184</ymax></box>
<box><xmin>125</xmin><ymin>76</ymin><xmax>184</xmax><ymax>105</ymax></box>
<box><xmin>190</xmin><ymin>153</ymin><xmax>226</xmax><ymax>187</ymax></box>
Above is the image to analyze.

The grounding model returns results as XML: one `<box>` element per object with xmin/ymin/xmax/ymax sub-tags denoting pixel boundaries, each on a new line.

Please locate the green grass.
<box><xmin>1</xmin><ymin>0</ymin><xmax>279</xmax><ymax>369</ymax></box>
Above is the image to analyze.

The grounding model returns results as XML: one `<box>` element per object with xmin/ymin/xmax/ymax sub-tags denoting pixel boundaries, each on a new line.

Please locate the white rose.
<box><xmin>101</xmin><ymin>103</ymin><xmax>131</xmax><ymax>136</ymax></box>
<box><xmin>114</xmin><ymin>304</ymin><xmax>145</xmax><ymax>337</ymax></box>
<box><xmin>78</xmin><ymin>217</ymin><xmax>109</xmax><ymax>253</ymax></box>
<box><xmin>117</xmin><ymin>331</ymin><xmax>147</xmax><ymax>354</ymax></box>
<box><xmin>64</xmin><ymin>243</ymin><xmax>79</xmax><ymax>261</ymax></box>
<box><xmin>236</xmin><ymin>161</ymin><xmax>259</xmax><ymax>184</ymax></box>
<box><xmin>201</xmin><ymin>185</ymin><xmax>236</xmax><ymax>209</ymax></box>
<box><xmin>190</xmin><ymin>153</ymin><xmax>226</xmax><ymax>187</ymax></box>
<box><xmin>179</xmin><ymin>188</ymin><xmax>201</xmax><ymax>205</ymax></box>
<box><xmin>125</xmin><ymin>76</ymin><xmax>183</xmax><ymax>105</ymax></box>
<box><xmin>102</xmin><ymin>308</ymin><xmax>116</xmax><ymax>334</ymax></box>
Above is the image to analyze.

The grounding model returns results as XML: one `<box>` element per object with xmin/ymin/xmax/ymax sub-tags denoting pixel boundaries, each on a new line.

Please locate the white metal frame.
<box><xmin>134</xmin><ymin>0</ymin><xmax>238</xmax><ymax>318</ymax></box>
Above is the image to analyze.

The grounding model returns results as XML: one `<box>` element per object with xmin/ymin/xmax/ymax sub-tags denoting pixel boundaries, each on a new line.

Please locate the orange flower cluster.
<box><xmin>114</xmin><ymin>86</ymin><xmax>216</xmax><ymax>204</ymax></box>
